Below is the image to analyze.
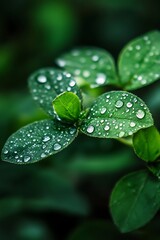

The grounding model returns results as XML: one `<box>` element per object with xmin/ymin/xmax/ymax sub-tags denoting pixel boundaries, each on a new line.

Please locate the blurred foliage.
<box><xmin>0</xmin><ymin>0</ymin><xmax>160</xmax><ymax>239</ymax></box>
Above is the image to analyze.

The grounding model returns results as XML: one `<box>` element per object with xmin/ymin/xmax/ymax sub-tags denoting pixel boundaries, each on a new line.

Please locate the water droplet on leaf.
<box><xmin>130</xmin><ymin>122</ymin><xmax>136</xmax><ymax>127</ymax></box>
<box><xmin>136</xmin><ymin>110</ymin><xmax>145</xmax><ymax>119</ymax></box>
<box><xmin>87</xmin><ymin>125</ymin><xmax>95</xmax><ymax>133</ymax></box>
<box><xmin>37</xmin><ymin>75</ymin><xmax>47</xmax><ymax>83</ymax></box>
<box><xmin>115</xmin><ymin>100</ymin><xmax>124</xmax><ymax>108</ymax></box>
<box><xmin>4</xmin><ymin>150</ymin><xmax>8</xmax><ymax>154</ymax></box>
<box><xmin>104</xmin><ymin>125</ymin><xmax>110</xmax><ymax>131</ymax></box>
<box><xmin>69</xmin><ymin>80</ymin><xmax>76</xmax><ymax>87</ymax></box>
<box><xmin>119</xmin><ymin>131</ymin><xmax>125</xmax><ymax>138</ymax></box>
<box><xmin>100</xmin><ymin>107</ymin><xmax>107</xmax><ymax>114</ymax></box>
<box><xmin>95</xmin><ymin>73</ymin><xmax>106</xmax><ymax>85</ymax></box>
<box><xmin>127</xmin><ymin>102</ymin><xmax>133</xmax><ymax>108</ymax></box>
<box><xmin>24</xmin><ymin>156</ymin><xmax>31</xmax><ymax>162</ymax></box>
<box><xmin>54</xmin><ymin>143</ymin><xmax>62</xmax><ymax>151</ymax></box>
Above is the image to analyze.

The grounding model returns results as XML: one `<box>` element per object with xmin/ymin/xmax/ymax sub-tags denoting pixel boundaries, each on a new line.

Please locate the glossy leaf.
<box><xmin>53</xmin><ymin>92</ymin><xmax>81</xmax><ymax>123</ymax></box>
<box><xmin>133</xmin><ymin>126</ymin><xmax>160</xmax><ymax>162</ymax></box>
<box><xmin>80</xmin><ymin>91</ymin><xmax>153</xmax><ymax>138</ymax></box>
<box><xmin>56</xmin><ymin>47</ymin><xmax>118</xmax><ymax>88</ymax></box>
<box><xmin>110</xmin><ymin>170</ymin><xmax>160</xmax><ymax>233</ymax></box>
<box><xmin>118</xmin><ymin>31</ymin><xmax>160</xmax><ymax>90</ymax></box>
<box><xmin>28</xmin><ymin>68</ymin><xmax>81</xmax><ymax>117</ymax></box>
<box><xmin>1</xmin><ymin>119</ymin><xmax>78</xmax><ymax>164</ymax></box>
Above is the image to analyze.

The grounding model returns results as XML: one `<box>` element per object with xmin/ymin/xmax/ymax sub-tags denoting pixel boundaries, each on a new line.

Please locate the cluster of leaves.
<box><xmin>1</xmin><ymin>30</ymin><xmax>160</xmax><ymax>233</ymax></box>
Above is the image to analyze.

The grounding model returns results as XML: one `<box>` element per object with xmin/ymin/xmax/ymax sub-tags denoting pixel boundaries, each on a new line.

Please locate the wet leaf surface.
<box><xmin>56</xmin><ymin>47</ymin><xmax>118</xmax><ymax>88</ymax></box>
<box><xmin>1</xmin><ymin>119</ymin><xmax>78</xmax><ymax>164</ymax></box>
<box><xmin>80</xmin><ymin>91</ymin><xmax>153</xmax><ymax>138</ymax></box>
<box><xmin>29</xmin><ymin>68</ymin><xmax>81</xmax><ymax>117</ymax></box>
<box><xmin>118</xmin><ymin>31</ymin><xmax>160</xmax><ymax>90</ymax></box>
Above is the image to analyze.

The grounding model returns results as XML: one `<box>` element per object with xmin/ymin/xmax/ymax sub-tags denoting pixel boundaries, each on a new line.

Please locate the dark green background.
<box><xmin>1</xmin><ymin>0</ymin><xmax>160</xmax><ymax>239</ymax></box>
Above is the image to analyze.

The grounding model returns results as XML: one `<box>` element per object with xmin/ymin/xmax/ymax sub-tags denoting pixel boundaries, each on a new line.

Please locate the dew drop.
<box><xmin>74</xmin><ymin>69</ymin><xmax>80</xmax><ymax>75</ymax></box>
<box><xmin>37</xmin><ymin>75</ymin><xmax>47</xmax><ymax>83</ymax></box>
<box><xmin>24</xmin><ymin>156</ymin><xmax>31</xmax><ymax>163</ymax></box>
<box><xmin>57</xmin><ymin>74</ymin><xmax>62</xmax><ymax>81</ymax></box>
<box><xmin>57</xmin><ymin>59</ymin><xmax>66</xmax><ymax>67</ymax></box>
<box><xmin>92</xmin><ymin>55</ymin><xmax>99</xmax><ymax>62</ymax></box>
<box><xmin>115</xmin><ymin>100</ymin><xmax>124</xmax><ymax>108</ymax></box>
<box><xmin>127</xmin><ymin>102</ymin><xmax>133</xmax><ymax>108</ymax></box>
<box><xmin>138</xmin><ymin>75</ymin><xmax>142</xmax><ymax>81</ymax></box>
<box><xmin>69</xmin><ymin>80</ymin><xmax>76</xmax><ymax>87</ymax></box>
<box><xmin>119</xmin><ymin>131</ymin><xmax>125</xmax><ymax>138</ymax></box>
<box><xmin>130</xmin><ymin>122</ymin><xmax>136</xmax><ymax>127</ymax></box>
<box><xmin>83</xmin><ymin>70</ymin><xmax>90</xmax><ymax>78</ymax></box>
<box><xmin>135</xmin><ymin>45</ymin><xmax>141</xmax><ymax>50</ymax></box>
<box><xmin>100</xmin><ymin>107</ymin><xmax>107</xmax><ymax>114</ymax></box>
<box><xmin>4</xmin><ymin>150</ymin><xmax>8</xmax><ymax>154</ymax></box>
<box><xmin>45</xmin><ymin>84</ymin><xmax>51</xmax><ymax>90</ymax></box>
<box><xmin>69</xmin><ymin>128</ymin><xmax>76</xmax><ymax>134</ymax></box>
<box><xmin>54</xmin><ymin>143</ymin><xmax>62</xmax><ymax>151</ymax></box>
<box><xmin>43</xmin><ymin>136</ymin><xmax>51</xmax><ymax>142</ymax></box>
<box><xmin>65</xmin><ymin>73</ymin><xmax>71</xmax><ymax>78</ymax></box>
<box><xmin>41</xmin><ymin>153</ymin><xmax>46</xmax><ymax>158</ymax></box>
<box><xmin>95</xmin><ymin>73</ymin><xmax>106</xmax><ymax>85</ymax></box>
<box><xmin>87</xmin><ymin>125</ymin><xmax>95</xmax><ymax>133</ymax></box>
<box><xmin>136</xmin><ymin>110</ymin><xmax>145</xmax><ymax>119</ymax></box>
<box><xmin>104</xmin><ymin>125</ymin><xmax>110</xmax><ymax>131</ymax></box>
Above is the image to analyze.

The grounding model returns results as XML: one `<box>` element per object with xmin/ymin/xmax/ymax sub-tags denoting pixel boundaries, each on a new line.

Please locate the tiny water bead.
<box><xmin>69</xmin><ymin>80</ymin><xmax>76</xmax><ymax>87</ymax></box>
<box><xmin>136</xmin><ymin>110</ymin><xmax>145</xmax><ymax>119</ymax></box>
<box><xmin>83</xmin><ymin>70</ymin><xmax>90</xmax><ymax>78</ymax></box>
<box><xmin>37</xmin><ymin>75</ymin><xmax>47</xmax><ymax>83</ymax></box>
<box><xmin>57</xmin><ymin>59</ymin><xmax>66</xmax><ymax>67</ymax></box>
<box><xmin>115</xmin><ymin>100</ymin><xmax>124</xmax><ymax>108</ymax></box>
<box><xmin>87</xmin><ymin>125</ymin><xmax>95</xmax><ymax>133</ymax></box>
<box><xmin>95</xmin><ymin>73</ymin><xmax>106</xmax><ymax>85</ymax></box>
<box><xmin>53</xmin><ymin>143</ymin><xmax>62</xmax><ymax>151</ymax></box>
<box><xmin>92</xmin><ymin>55</ymin><xmax>99</xmax><ymax>62</ymax></box>
<box><xmin>127</xmin><ymin>102</ymin><xmax>133</xmax><ymax>108</ymax></box>
<box><xmin>24</xmin><ymin>156</ymin><xmax>31</xmax><ymax>163</ymax></box>
<box><xmin>4</xmin><ymin>149</ymin><xmax>9</xmax><ymax>154</ymax></box>
<box><xmin>104</xmin><ymin>125</ymin><xmax>110</xmax><ymax>131</ymax></box>
<box><xmin>100</xmin><ymin>107</ymin><xmax>107</xmax><ymax>114</ymax></box>
<box><xmin>43</xmin><ymin>136</ymin><xmax>51</xmax><ymax>142</ymax></box>
<box><xmin>130</xmin><ymin>122</ymin><xmax>136</xmax><ymax>127</ymax></box>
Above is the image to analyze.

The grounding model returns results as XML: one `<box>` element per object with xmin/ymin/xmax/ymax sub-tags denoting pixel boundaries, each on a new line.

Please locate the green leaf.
<box><xmin>56</xmin><ymin>47</ymin><xmax>118</xmax><ymax>88</ymax></box>
<box><xmin>80</xmin><ymin>91</ymin><xmax>153</xmax><ymax>138</ymax></box>
<box><xmin>28</xmin><ymin>68</ymin><xmax>81</xmax><ymax>117</ymax></box>
<box><xmin>53</xmin><ymin>91</ymin><xmax>81</xmax><ymax>123</ymax></box>
<box><xmin>110</xmin><ymin>170</ymin><xmax>160</xmax><ymax>233</ymax></box>
<box><xmin>133</xmin><ymin>126</ymin><xmax>160</xmax><ymax>162</ymax></box>
<box><xmin>118</xmin><ymin>31</ymin><xmax>160</xmax><ymax>90</ymax></box>
<box><xmin>1</xmin><ymin>119</ymin><xmax>78</xmax><ymax>164</ymax></box>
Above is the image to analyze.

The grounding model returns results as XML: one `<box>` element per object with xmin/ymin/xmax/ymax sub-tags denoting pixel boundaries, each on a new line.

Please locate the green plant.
<box><xmin>1</xmin><ymin>30</ymin><xmax>160</xmax><ymax>233</ymax></box>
